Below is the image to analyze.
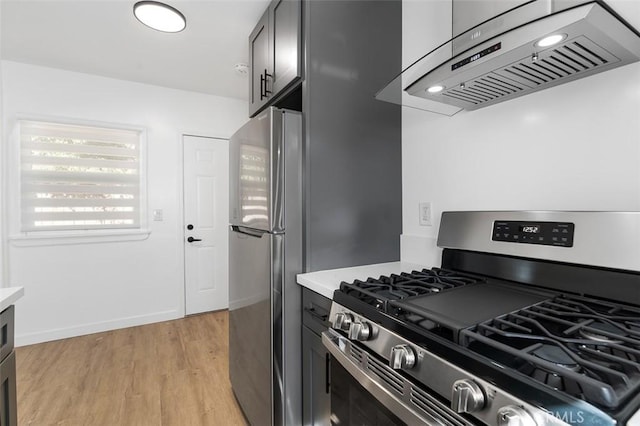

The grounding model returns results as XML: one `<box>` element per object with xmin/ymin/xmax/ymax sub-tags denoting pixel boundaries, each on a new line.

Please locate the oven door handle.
<box><xmin>322</xmin><ymin>330</ymin><xmax>452</xmax><ymax>426</ymax></box>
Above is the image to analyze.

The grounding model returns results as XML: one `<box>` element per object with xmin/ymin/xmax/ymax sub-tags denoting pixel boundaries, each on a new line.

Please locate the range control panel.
<box><xmin>492</xmin><ymin>221</ymin><xmax>575</xmax><ymax>247</ymax></box>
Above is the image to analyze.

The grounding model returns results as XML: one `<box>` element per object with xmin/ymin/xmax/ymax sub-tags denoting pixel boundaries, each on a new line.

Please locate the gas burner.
<box><xmin>523</xmin><ymin>365</ymin><xmax>584</xmax><ymax>394</ymax></box>
<box><xmin>461</xmin><ymin>294</ymin><xmax>640</xmax><ymax>409</ymax></box>
<box><xmin>520</xmin><ymin>345</ymin><xmax>584</xmax><ymax>392</ymax></box>
<box><xmin>579</xmin><ymin>321</ymin><xmax>626</xmax><ymax>344</ymax></box>
<box><xmin>532</xmin><ymin>344</ymin><xmax>580</xmax><ymax>372</ymax></box>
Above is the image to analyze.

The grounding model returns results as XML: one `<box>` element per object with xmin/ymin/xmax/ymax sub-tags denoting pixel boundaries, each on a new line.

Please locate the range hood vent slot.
<box><xmin>439</xmin><ymin>35</ymin><xmax>620</xmax><ymax>109</ymax></box>
<box><xmin>376</xmin><ymin>1</ymin><xmax>640</xmax><ymax>115</ymax></box>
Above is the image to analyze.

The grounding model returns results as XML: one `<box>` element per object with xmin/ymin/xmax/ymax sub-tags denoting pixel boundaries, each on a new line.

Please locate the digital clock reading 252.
<box><xmin>520</xmin><ymin>225</ymin><xmax>540</xmax><ymax>233</ymax></box>
<box><xmin>492</xmin><ymin>221</ymin><xmax>575</xmax><ymax>247</ymax></box>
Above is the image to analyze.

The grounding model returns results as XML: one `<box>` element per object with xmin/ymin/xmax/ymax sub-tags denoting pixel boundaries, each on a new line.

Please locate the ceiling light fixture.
<box><xmin>133</xmin><ymin>1</ymin><xmax>186</xmax><ymax>33</ymax></box>
<box><xmin>535</xmin><ymin>33</ymin><xmax>567</xmax><ymax>48</ymax></box>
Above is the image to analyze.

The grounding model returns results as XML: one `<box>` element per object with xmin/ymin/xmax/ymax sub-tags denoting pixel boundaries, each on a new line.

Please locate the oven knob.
<box><xmin>348</xmin><ymin>321</ymin><xmax>371</xmax><ymax>341</ymax></box>
<box><xmin>451</xmin><ymin>379</ymin><xmax>485</xmax><ymax>413</ymax></box>
<box><xmin>389</xmin><ymin>344</ymin><xmax>416</xmax><ymax>370</ymax></box>
<box><xmin>496</xmin><ymin>406</ymin><xmax>537</xmax><ymax>426</ymax></box>
<box><xmin>333</xmin><ymin>312</ymin><xmax>354</xmax><ymax>331</ymax></box>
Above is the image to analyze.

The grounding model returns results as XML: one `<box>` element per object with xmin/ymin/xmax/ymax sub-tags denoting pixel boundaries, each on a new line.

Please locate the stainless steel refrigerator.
<box><xmin>228</xmin><ymin>107</ymin><xmax>302</xmax><ymax>426</ymax></box>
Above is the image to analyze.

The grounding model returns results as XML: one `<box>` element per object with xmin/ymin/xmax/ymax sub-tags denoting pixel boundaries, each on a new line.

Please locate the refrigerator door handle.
<box><xmin>231</xmin><ymin>225</ymin><xmax>267</xmax><ymax>238</ymax></box>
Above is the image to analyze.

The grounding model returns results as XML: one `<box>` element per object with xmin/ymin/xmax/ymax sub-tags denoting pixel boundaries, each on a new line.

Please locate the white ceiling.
<box><xmin>0</xmin><ymin>0</ymin><xmax>271</xmax><ymax>100</ymax></box>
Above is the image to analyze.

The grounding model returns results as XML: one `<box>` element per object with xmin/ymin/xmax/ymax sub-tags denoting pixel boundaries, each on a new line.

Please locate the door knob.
<box><xmin>187</xmin><ymin>237</ymin><xmax>202</xmax><ymax>243</ymax></box>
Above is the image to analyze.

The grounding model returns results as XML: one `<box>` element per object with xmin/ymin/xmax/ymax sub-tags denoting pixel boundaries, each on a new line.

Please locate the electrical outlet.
<box><xmin>419</xmin><ymin>202</ymin><xmax>432</xmax><ymax>226</ymax></box>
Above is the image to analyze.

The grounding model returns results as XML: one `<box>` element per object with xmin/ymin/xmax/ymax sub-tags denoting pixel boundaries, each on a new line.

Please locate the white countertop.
<box><xmin>0</xmin><ymin>287</ymin><xmax>24</xmax><ymax>312</ymax></box>
<box><xmin>296</xmin><ymin>261</ymin><xmax>430</xmax><ymax>299</ymax></box>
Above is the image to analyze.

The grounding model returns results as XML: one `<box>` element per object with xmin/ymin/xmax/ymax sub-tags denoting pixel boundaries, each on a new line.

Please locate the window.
<box><xmin>19</xmin><ymin>120</ymin><xmax>145</xmax><ymax>233</ymax></box>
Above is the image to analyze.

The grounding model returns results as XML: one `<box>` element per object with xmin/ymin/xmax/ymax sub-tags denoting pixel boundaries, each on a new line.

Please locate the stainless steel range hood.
<box><xmin>376</xmin><ymin>0</ymin><xmax>640</xmax><ymax>116</ymax></box>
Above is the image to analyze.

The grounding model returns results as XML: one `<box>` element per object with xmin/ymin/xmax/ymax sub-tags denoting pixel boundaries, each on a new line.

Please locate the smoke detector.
<box><xmin>234</xmin><ymin>63</ymin><xmax>249</xmax><ymax>76</ymax></box>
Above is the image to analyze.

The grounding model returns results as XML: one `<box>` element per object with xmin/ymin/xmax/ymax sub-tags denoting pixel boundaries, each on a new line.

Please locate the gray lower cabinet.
<box><xmin>302</xmin><ymin>288</ymin><xmax>331</xmax><ymax>426</ymax></box>
<box><xmin>0</xmin><ymin>306</ymin><xmax>17</xmax><ymax>426</ymax></box>
<box><xmin>302</xmin><ymin>327</ymin><xmax>330</xmax><ymax>426</ymax></box>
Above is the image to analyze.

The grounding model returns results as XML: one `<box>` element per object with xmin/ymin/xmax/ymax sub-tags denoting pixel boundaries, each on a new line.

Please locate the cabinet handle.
<box><xmin>260</xmin><ymin>73</ymin><xmax>266</xmax><ymax>100</ymax></box>
<box><xmin>259</xmin><ymin>69</ymin><xmax>273</xmax><ymax>101</ymax></box>
<box><xmin>263</xmin><ymin>69</ymin><xmax>272</xmax><ymax>96</ymax></box>
<box><xmin>303</xmin><ymin>306</ymin><xmax>328</xmax><ymax>322</ymax></box>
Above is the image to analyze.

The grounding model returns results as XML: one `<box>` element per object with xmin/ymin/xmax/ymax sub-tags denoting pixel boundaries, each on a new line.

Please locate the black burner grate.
<box><xmin>460</xmin><ymin>294</ymin><xmax>640</xmax><ymax>409</ymax></box>
<box><xmin>338</xmin><ymin>268</ymin><xmax>480</xmax><ymax>312</ymax></box>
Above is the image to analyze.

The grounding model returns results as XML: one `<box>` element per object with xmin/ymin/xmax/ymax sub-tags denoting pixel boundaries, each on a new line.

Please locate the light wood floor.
<box><xmin>16</xmin><ymin>310</ymin><xmax>248</xmax><ymax>426</ymax></box>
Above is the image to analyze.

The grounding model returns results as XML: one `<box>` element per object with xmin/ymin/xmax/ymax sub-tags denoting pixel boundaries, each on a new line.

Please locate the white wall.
<box><xmin>401</xmin><ymin>0</ymin><xmax>640</xmax><ymax>265</ymax></box>
<box><xmin>2</xmin><ymin>61</ymin><xmax>248</xmax><ymax>346</ymax></box>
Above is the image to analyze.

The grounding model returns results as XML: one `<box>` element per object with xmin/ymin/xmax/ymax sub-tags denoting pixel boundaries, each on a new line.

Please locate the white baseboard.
<box><xmin>15</xmin><ymin>309</ymin><xmax>183</xmax><ymax>347</ymax></box>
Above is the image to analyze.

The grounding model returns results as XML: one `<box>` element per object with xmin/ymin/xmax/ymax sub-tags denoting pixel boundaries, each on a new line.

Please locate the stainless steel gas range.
<box><xmin>323</xmin><ymin>211</ymin><xmax>640</xmax><ymax>426</ymax></box>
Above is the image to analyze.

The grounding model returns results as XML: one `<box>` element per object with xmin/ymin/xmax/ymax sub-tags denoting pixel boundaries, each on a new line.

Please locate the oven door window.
<box><xmin>330</xmin><ymin>355</ymin><xmax>405</xmax><ymax>425</ymax></box>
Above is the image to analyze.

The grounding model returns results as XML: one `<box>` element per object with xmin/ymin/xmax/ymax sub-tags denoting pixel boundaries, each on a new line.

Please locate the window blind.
<box><xmin>20</xmin><ymin>120</ymin><xmax>142</xmax><ymax>232</ymax></box>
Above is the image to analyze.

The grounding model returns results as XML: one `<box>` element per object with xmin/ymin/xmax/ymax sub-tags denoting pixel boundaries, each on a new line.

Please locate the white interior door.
<box><xmin>183</xmin><ymin>135</ymin><xmax>229</xmax><ymax>315</ymax></box>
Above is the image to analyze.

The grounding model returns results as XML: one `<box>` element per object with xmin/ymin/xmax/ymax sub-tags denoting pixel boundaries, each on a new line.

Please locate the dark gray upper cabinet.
<box><xmin>249</xmin><ymin>0</ymin><xmax>302</xmax><ymax>117</ymax></box>
<box><xmin>249</xmin><ymin>9</ymin><xmax>270</xmax><ymax>116</ymax></box>
<box><xmin>270</xmin><ymin>0</ymin><xmax>302</xmax><ymax>95</ymax></box>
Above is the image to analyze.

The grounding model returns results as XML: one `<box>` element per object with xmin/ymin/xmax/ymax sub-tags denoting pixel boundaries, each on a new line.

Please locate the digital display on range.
<box><xmin>492</xmin><ymin>221</ymin><xmax>575</xmax><ymax>247</ymax></box>
<box><xmin>520</xmin><ymin>225</ymin><xmax>541</xmax><ymax>234</ymax></box>
<box><xmin>451</xmin><ymin>42</ymin><xmax>502</xmax><ymax>71</ymax></box>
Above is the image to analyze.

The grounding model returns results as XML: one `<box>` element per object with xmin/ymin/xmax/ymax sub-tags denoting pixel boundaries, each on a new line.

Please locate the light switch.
<box><xmin>153</xmin><ymin>209</ymin><xmax>164</xmax><ymax>221</ymax></box>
